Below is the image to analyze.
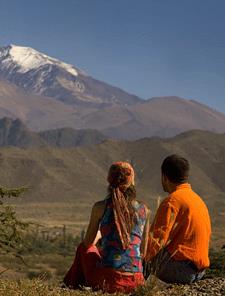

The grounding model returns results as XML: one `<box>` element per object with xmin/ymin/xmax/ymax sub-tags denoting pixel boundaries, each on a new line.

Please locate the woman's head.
<box><xmin>107</xmin><ymin>161</ymin><xmax>135</xmax><ymax>192</ymax></box>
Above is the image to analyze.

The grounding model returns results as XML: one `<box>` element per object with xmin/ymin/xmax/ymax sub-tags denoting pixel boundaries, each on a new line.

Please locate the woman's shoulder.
<box><xmin>135</xmin><ymin>200</ymin><xmax>150</xmax><ymax>209</ymax></box>
<box><xmin>91</xmin><ymin>199</ymin><xmax>108</xmax><ymax>219</ymax></box>
<box><xmin>134</xmin><ymin>200</ymin><xmax>151</xmax><ymax>217</ymax></box>
<box><xmin>93</xmin><ymin>199</ymin><xmax>107</xmax><ymax>209</ymax></box>
<box><xmin>94</xmin><ymin>199</ymin><xmax>106</xmax><ymax>206</ymax></box>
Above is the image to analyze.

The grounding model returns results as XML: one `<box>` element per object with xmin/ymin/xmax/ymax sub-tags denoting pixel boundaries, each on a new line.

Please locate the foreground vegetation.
<box><xmin>0</xmin><ymin>279</ymin><xmax>112</xmax><ymax>296</ymax></box>
<box><xmin>0</xmin><ymin>186</ymin><xmax>224</xmax><ymax>295</ymax></box>
<box><xmin>0</xmin><ymin>247</ymin><xmax>224</xmax><ymax>295</ymax></box>
<box><xmin>0</xmin><ymin>274</ymin><xmax>224</xmax><ymax>296</ymax></box>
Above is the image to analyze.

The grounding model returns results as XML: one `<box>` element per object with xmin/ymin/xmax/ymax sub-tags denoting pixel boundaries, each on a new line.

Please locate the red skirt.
<box><xmin>63</xmin><ymin>243</ymin><xmax>145</xmax><ymax>294</ymax></box>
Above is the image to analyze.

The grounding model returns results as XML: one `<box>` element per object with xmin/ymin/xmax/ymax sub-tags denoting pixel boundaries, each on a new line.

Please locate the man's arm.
<box><xmin>146</xmin><ymin>198</ymin><xmax>178</xmax><ymax>261</ymax></box>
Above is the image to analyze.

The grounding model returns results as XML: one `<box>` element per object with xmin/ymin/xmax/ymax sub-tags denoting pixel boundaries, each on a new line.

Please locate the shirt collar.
<box><xmin>176</xmin><ymin>183</ymin><xmax>191</xmax><ymax>190</ymax></box>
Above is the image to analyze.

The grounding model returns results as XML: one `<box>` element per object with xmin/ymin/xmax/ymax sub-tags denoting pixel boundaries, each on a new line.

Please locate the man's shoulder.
<box><xmin>165</xmin><ymin>189</ymin><xmax>188</xmax><ymax>209</ymax></box>
<box><xmin>159</xmin><ymin>195</ymin><xmax>179</xmax><ymax>211</ymax></box>
<box><xmin>169</xmin><ymin>185</ymin><xmax>207</xmax><ymax>210</ymax></box>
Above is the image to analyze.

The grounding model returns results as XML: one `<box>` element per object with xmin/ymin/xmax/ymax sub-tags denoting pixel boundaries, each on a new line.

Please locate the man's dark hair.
<box><xmin>161</xmin><ymin>154</ymin><xmax>189</xmax><ymax>184</ymax></box>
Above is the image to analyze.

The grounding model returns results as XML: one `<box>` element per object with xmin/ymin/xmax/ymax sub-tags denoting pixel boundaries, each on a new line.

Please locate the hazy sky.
<box><xmin>0</xmin><ymin>0</ymin><xmax>225</xmax><ymax>112</ymax></box>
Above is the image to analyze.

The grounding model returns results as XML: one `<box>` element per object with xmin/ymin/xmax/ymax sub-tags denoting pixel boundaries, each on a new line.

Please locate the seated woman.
<box><xmin>63</xmin><ymin>161</ymin><xmax>150</xmax><ymax>294</ymax></box>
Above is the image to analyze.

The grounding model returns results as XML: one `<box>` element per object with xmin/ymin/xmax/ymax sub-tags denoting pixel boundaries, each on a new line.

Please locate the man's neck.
<box><xmin>167</xmin><ymin>181</ymin><xmax>188</xmax><ymax>194</ymax></box>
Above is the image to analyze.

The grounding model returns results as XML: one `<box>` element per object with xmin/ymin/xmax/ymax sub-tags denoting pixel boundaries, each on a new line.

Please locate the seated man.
<box><xmin>145</xmin><ymin>154</ymin><xmax>211</xmax><ymax>284</ymax></box>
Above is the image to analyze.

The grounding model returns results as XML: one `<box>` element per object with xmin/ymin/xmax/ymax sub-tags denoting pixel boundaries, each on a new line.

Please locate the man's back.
<box><xmin>146</xmin><ymin>155</ymin><xmax>212</xmax><ymax>284</ymax></box>
<box><xmin>165</xmin><ymin>183</ymin><xmax>211</xmax><ymax>269</ymax></box>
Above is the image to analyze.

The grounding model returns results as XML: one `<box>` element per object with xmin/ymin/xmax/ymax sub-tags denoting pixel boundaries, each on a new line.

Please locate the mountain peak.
<box><xmin>1</xmin><ymin>44</ymin><xmax>79</xmax><ymax>76</ymax></box>
<box><xmin>0</xmin><ymin>44</ymin><xmax>141</xmax><ymax>107</ymax></box>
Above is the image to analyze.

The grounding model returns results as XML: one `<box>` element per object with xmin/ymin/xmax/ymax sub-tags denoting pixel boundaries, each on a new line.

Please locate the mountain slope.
<box><xmin>0</xmin><ymin>130</ymin><xmax>224</xmax><ymax>211</ymax></box>
<box><xmin>0</xmin><ymin>80</ymin><xmax>81</xmax><ymax>130</ymax></box>
<box><xmin>101</xmin><ymin>97</ymin><xmax>225</xmax><ymax>139</ymax></box>
<box><xmin>1</xmin><ymin>45</ymin><xmax>225</xmax><ymax>138</ymax></box>
<box><xmin>1</xmin><ymin>78</ymin><xmax>225</xmax><ymax>138</ymax></box>
<box><xmin>0</xmin><ymin>45</ymin><xmax>141</xmax><ymax>107</ymax></box>
<box><xmin>0</xmin><ymin>130</ymin><xmax>224</xmax><ymax>244</ymax></box>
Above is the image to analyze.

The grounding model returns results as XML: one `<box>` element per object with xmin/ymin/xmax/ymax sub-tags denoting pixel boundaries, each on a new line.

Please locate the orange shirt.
<box><xmin>147</xmin><ymin>183</ymin><xmax>211</xmax><ymax>270</ymax></box>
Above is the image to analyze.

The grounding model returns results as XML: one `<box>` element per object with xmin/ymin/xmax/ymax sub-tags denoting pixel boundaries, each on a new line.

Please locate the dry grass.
<box><xmin>11</xmin><ymin>202</ymin><xmax>90</xmax><ymax>235</ymax></box>
<box><xmin>0</xmin><ymin>277</ymin><xmax>166</xmax><ymax>296</ymax></box>
<box><xmin>2</xmin><ymin>276</ymin><xmax>224</xmax><ymax>296</ymax></box>
<box><xmin>0</xmin><ymin>244</ymin><xmax>224</xmax><ymax>295</ymax></box>
<box><xmin>0</xmin><ymin>279</ymin><xmax>107</xmax><ymax>296</ymax></box>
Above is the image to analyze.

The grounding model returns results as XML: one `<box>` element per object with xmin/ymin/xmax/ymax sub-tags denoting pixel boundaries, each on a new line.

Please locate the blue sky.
<box><xmin>0</xmin><ymin>0</ymin><xmax>225</xmax><ymax>112</ymax></box>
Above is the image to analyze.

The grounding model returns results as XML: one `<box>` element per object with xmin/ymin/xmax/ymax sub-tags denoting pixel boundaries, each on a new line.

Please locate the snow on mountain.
<box><xmin>0</xmin><ymin>44</ymin><xmax>141</xmax><ymax>107</ymax></box>
<box><xmin>1</xmin><ymin>45</ymin><xmax>79</xmax><ymax>76</ymax></box>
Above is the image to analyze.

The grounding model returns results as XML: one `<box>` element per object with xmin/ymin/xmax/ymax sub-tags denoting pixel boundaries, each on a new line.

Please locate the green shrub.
<box><xmin>0</xmin><ymin>187</ymin><xmax>28</xmax><ymax>255</ymax></box>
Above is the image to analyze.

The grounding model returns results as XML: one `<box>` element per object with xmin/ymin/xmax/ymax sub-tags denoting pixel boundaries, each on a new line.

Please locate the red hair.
<box><xmin>107</xmin><ymin>162</ymin><xmax>136</xmax><ymax>249</ymax></box>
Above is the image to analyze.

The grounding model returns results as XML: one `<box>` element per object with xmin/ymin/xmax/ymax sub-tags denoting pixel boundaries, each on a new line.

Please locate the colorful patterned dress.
<box><xmin>100</xmin><ymin>197</ymin><xmax>147</xmax><ymax>272</ymax></box>
<box><xmin>64</xmin><ymin>197</ymin><xmax>147</xmax><ymax>293</ymax></box>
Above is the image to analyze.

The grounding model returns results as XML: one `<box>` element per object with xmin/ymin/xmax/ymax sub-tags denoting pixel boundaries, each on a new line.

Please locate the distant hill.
<box><xmin>101</xmin><ymin>97</ymin><xmax>225</xmax><ymax>139</ymax></box>
<box><xmin>39</xmin><ymin>127</ymin><xmax>107</xmax><ymax>148</ymax></box>
<box><xmin>0</xmin><ymin>117</ymin><xmax>43</xmax><ymax>147</ymax></box>
<box><xmin>0</xmin><ymin>130</ymin><xmax>224</xmax><ymax>239</ymax></box>
<box><xmin>0</xmin><ymin>117</ymin><xmax>107</xmax><ymax>148</ymax></box>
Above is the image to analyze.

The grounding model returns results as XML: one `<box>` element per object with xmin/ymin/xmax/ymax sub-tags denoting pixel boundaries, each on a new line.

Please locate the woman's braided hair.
<box><xmin>107</xmin><ymin>162</ymin><xmax>136</xmax><ymax>249</ymax></box>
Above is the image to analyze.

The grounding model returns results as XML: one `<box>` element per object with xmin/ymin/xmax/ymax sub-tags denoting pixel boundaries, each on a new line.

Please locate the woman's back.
<box><xmin>100</xmin><ymin>198</ymin><xmax>147</xmax><ymax>272</ymax></box>
<box><xmin>64</xmin><ymin>161</ymin><xmax>149</xmax><ymax>293</ymax></box>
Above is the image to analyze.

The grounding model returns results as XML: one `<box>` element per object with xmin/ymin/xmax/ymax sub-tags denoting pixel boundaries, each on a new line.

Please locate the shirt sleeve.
<box><xmin>146</xmin><ymin>198</ymin><xmax>178</xmax><ymax>260</ymax></box>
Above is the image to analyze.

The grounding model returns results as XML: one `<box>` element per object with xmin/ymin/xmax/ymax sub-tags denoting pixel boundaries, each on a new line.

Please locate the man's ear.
<box><xmin>161</xmin><ymin>173</ymin><xmax>166</xmax><ymax>183</ymax></box>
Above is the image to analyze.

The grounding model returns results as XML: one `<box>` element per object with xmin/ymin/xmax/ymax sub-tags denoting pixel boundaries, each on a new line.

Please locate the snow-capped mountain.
<box><xmin>0</xmin><ymin>45</ymin><xmax>80</xmax><ymax>76</ymax></box>
<box><xmin>1</xmin><ymin>45</ymin><xmax>225</xmax><ymax>138</ymax></box>
<box><xmin>0</xmin><ymin>44</ymin><xmax>141</xmax><ymax>106</ymax></box>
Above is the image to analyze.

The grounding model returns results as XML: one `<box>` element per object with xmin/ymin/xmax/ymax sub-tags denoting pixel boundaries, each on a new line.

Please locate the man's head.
<box><xmin>161</xmin><ymin>154</ymin><xmax>190</xmax><ymax>193</ymax></box>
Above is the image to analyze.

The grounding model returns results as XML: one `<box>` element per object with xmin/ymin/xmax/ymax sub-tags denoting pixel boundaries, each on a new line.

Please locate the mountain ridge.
<box><xmin>0</xmin><ymin>117</ymin><xmax>107</xmax><ymax>148</ymax></box>
<box><xmin>0</xmin><ymin>44</ymin><xmax>141</xmax><ymax>107</ymax></box>
<box><xmin>0</xmin><ymin>129</ymin><xmax>224</xmax><ymax>246</ymax></box>
<box><xmin>1</xmin><ymin>45</ymin><xmax>225</xmax><ymax>139</ymax></box>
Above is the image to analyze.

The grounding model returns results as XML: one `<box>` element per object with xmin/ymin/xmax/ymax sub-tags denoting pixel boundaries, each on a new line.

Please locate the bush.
<box><xmin>0</xmin><ymin>187</ymin><xmax>28</xmax><ymax>255</ymax></box>
<box><xmin>19</xmin><ymin>226</ymin><xmax>81</xmax><ymax>256</ymax></box>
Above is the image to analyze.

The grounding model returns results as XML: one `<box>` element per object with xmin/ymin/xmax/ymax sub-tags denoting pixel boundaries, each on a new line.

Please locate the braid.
<box><xmin>107</xmin><ymin>161</ymin><xmax>136</xmax><ymax>249</ymax></box>
<box><xmin>124</xmin><ymin>185</ymin><xmax>137</xmax><ymax>229</ymax></box>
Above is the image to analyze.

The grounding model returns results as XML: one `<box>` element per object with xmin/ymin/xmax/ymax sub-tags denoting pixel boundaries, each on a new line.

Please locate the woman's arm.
<box><xmin>140</xmin><ymin>206</ymin><xmax>151</xmax><ymax>259</ymax></box>
<box><xmin>83</xmin><ymin>200</ymin><xmax>105</xmax><ymax>247</ymax></box>
<box><xmin>93</xmin><ymin>230</ymin><xmax>102</xmax><ymax>245</ymax></box>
